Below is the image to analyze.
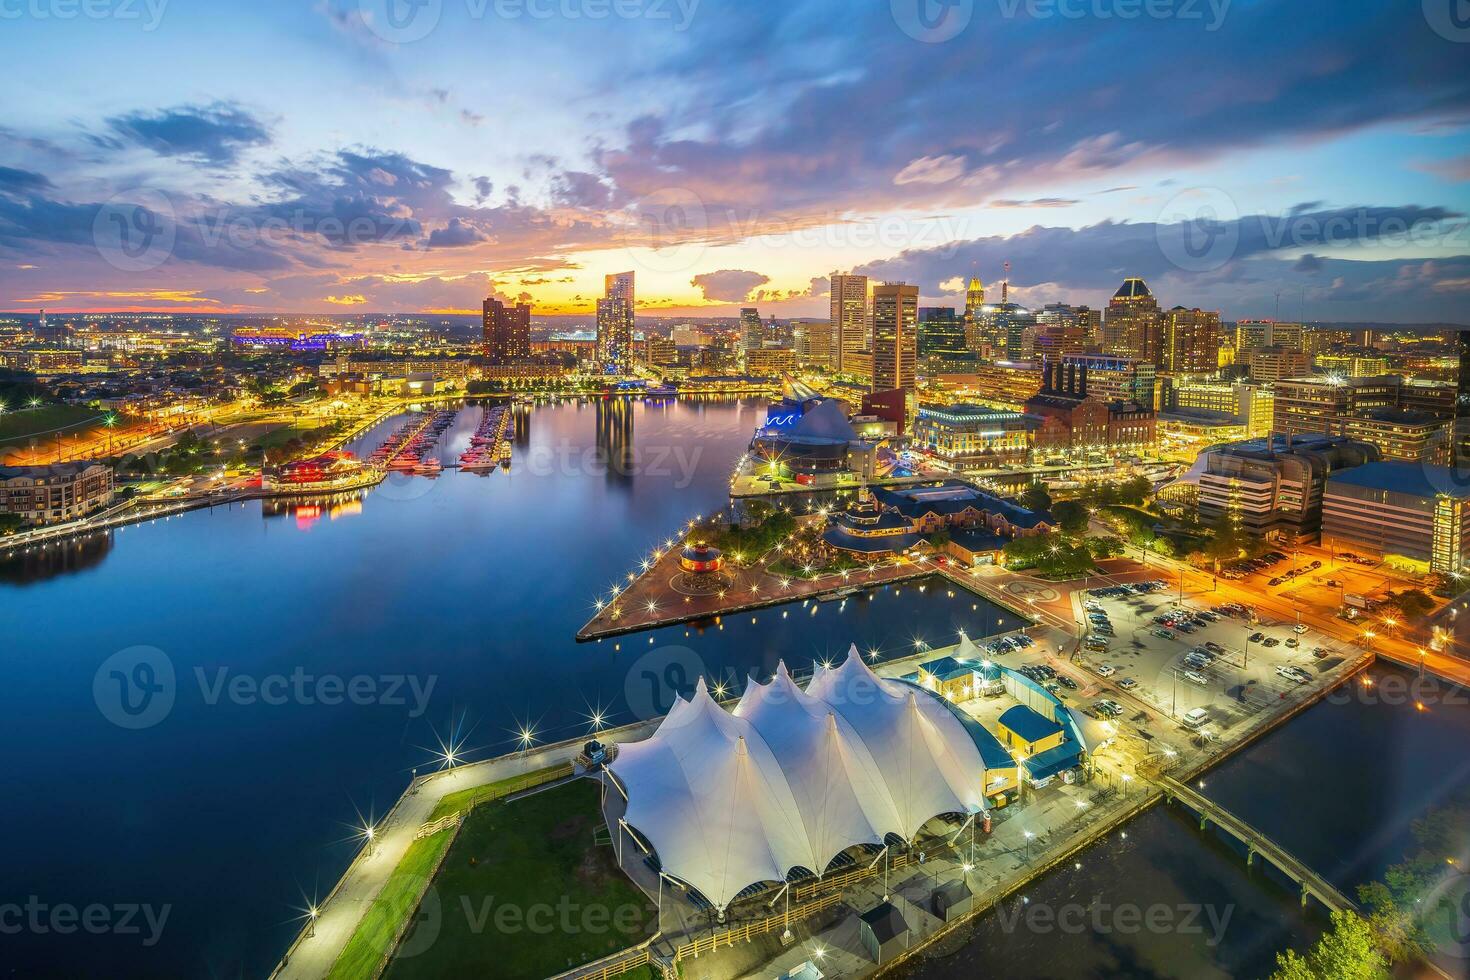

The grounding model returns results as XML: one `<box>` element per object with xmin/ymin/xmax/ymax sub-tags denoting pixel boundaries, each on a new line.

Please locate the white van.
<box><xmin>1181</xmin><ymin>707</ymin><xmax>1210</xmax><ymax>729</ymax></box>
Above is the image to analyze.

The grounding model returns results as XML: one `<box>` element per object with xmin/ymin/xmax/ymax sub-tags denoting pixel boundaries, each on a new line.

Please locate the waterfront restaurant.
<box><xmin>822</xmin><ymin>480</ymin><xmax>1055</xmax><ymax>559</ymax></box>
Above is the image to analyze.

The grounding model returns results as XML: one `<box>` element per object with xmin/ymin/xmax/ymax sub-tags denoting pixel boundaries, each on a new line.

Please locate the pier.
<box><xmin>1159</xmin><ymin>774</ymin><xmax>1357</xmax><ymax>913</ymax></box>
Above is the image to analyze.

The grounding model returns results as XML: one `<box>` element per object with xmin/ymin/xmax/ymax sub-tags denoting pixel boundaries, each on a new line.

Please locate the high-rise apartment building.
<box><xmin>1160</xmin><ymin>306</ymin><xmax>1220</xmax><ymax>374</ymax></box>
<box><xmin>871</xmin><ymin>282</ymin><xmax>918</xmax><ymax>395</ymax></box>
<box><xmin>482</xmin><ymin>297</ymin><xmax>531</xmax><ymax>364</ymax></box>
<box><xmin>963</xmin><ymin>276</ymin><xmax>986</xmax><ymax>351</ymax></box>
<box><xmin>1236</xmin><ymin>320</ymin><xmax>1303</xmax><ymax>354</ymax></box>
<box><xmin>793</xmin><ymin>319</ymin><xmax>834</xmax><ymax>368</ymax></box>
<box><xmin>829</xmin><ymin>273</ymin><xmax>869</xmax><ymax>374</ymax></box>
<box><xmin>739</xmin><ymin>307</ymin><xmax>764</xmax><ymax>354</ymax></box>
<box><xmin>596</xmin><ymin>272</ymin><xmax>635</xmax><ymax>372</ymax></box>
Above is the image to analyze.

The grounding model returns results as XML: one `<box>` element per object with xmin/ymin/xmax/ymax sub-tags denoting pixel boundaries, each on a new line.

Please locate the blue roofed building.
<box><xmin>822</xmin><ymin>479</ymin><xmax>1054</xmax><ymax>559</ymax></box>
<box><xmin>1322</xmin><ymin>460</ymin><xmax>1470</xmax><ymax>574</ymax></box>
<box><xmin>996</xmin><ymin>704</ymin><xmax>1066</xmax><ymax>756</ymax></box>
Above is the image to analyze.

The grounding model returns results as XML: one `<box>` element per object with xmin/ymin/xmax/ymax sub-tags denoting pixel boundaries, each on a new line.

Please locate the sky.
<box><xmin>0</xmin><ymin>0</ymin><xmax>1468</xmax><ymax>322</ymax></box>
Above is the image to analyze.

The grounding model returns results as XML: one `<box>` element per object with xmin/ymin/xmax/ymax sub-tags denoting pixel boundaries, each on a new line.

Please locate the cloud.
<box><xmin>0</xmin><ymin>166</ymin><xmax>53</xmax><ymax>195</ymax></box>
<box><xmin>100</xmin><ymin>102</ymin><xmax>271</xmax><ymax>166</ymax></box>
<box><xmin>990</xmin><ymin>198</ymin><xmax>1078</xmax><ymax>209</ymax></box>
<box><xmin>324</xmin><ymin>293</ymin><xmax>367</xmax><ymax>305</ymax></box>
<box><xmin>1293</xmin><ymin>253</ymin><xmax>1324</xmax><ymax>273</ymax></box>
<box><xmin>1412</xmin><ymin>155</ymin><xmax>1470</xmax><ymax>183</ymax></box>
<box><xmin>894</xmin><ymin>155</ymin><xmax>967</xmax><ymax>186</ymax></box>
<box><xmin>424</xmin><ymin>217</ymin><xmax>486</xmax><ymax>248</ymax></box>
<box><xmin>690</xmin><ymin>269</ymin><xmax>770</xmax><ymax>303</ymax></box>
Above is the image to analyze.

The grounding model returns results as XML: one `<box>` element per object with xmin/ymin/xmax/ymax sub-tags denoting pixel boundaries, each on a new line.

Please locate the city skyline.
<box><xmin>0</xmin><ymin>2</ymin><xmax>1467</xmax><ymax>321</ymax></box>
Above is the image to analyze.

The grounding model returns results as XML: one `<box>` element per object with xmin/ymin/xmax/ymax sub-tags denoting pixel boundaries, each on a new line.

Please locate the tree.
<box><xmin>1018</xmin><ymin>482</ymin><xmax>1052</xmax><ymax>513</ymax></box>
<box><xmin>1271</xmin><ymin>910</ymin><xmax>1390</xmax><ymax>980</ymax></box>
<box><xmin>1388</xmin><ymin>589</ymin><xmax>1435</xmax><ymax>622</ymax></box>
<box><xmin>1119</xmin><ymin>474</ymin><xmax>1153</xmax><ymax>505</ymax></box>
<box><xmin>1051</xmin><ymin>499</ymin><xmax>1090</xmax><ymax>536</ymax></box>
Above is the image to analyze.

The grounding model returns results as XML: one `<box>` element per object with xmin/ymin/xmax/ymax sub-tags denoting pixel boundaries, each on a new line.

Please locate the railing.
<box><xmin>674</xmin><ymin>891</ymin><xmax>846</xmax><ymax>961</ymax></box>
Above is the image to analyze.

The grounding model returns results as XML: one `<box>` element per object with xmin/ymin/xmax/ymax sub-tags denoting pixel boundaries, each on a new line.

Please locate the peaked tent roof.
<box><xmin>610</xmin><ymin>649</ymin><xmax>987</xmax><ymax>911</ymax></box>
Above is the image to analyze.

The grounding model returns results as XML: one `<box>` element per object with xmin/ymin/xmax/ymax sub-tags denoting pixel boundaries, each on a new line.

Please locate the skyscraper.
<box><xmin>829</xmin><ymin>273</ymin><xmax>869</xmax><ymax>374</ymax></box>
<box><xmin>917</xmin><ymin>307</ymin><xmax>966</xmax><ymax>360</ymax></box>
<box><xmin>872</xmin><ymin>282</ymin><xmax>919</xmax><ymax>395</ymax></box>
<box><xmin>739</xmin><ymin>307</ymin><xmax>764</xmax><ymax>354</ymax></box>
<box><xmin>482</xmin><ymin>297</ymin><xmax>531</xmax><ymax>364</ymax></box>
<box><xmin>1160</xmin><ymin>306</ymin><xmax>1221</xmax><ymax>374</ymax></box>
<box><xmin>1102</xmin><ymin>277</ymin><xmax>1162</xmax><ymax>363</ymax></box>
<box><xmin>597</xmin><ymin>272</ymin><xmax>635</xmax><ymax>373</ymax></box>
<box><xmin>963</xmin><ymin>276</ymin><xmax>985</xmax><ymax>351</ymax></box>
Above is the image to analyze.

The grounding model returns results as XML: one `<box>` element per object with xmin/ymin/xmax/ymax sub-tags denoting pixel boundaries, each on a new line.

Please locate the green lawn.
<box><xmin>327</xmin><ymin>829</ymin><xmax>456</xmax><ymax>980</ymax></box>
<box><xmin>0</xmin><ymin>405</ymin><xmax>116</xmax><ymax>445</ymax></box>
<box><xmin>385</xmin><ymin>779</ymin><xmax>656</xmax><ymax>980</ymax></box>
<box><xmin>427</xmin><ymin>764</ymin><xmax>567</xmax><ymax>822</ymax></box>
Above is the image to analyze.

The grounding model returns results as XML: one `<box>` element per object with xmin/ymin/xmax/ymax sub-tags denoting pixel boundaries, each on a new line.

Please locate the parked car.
<box><xmin>1094</xmin><ymin>664</ymin><xmax>1117</xmax><ymax>677</ymax></box>
<box><xmin>1276</xmin><ymin>665</ymin><xmax>1311</xmax><ymax>684</ymax></box>
<box><xmin>1293</xmin><ymin>623</ymin><xmax>1308</xmax><ymax>634</ymax></box>
<box><xmin>1204</xmin><ymin>641</ymin><xmax>1224</xmax><ymax>653</ymax></box>
<box><xmin>1183</xmin><ymin>669</ymin><xmax>1210</xmax><ymax>686</ymax></box>
<box><xmin>1057</xmin><ymin>675</ymin><xmax>1078</xmax><ymax>690</ymax></box>
<box><xmin>1262</xmin><ymin>637</ymin><xmax>1280</xmax><ymax>648</ymax></box>
<box><xmin>1118</xmin><ymin>677</ymin><xmax>1138</xmax><ymax>691</ymax></box>
<box><xmin>1181</xmin><ymin>707</ymin><xmax>1210</xmax><ymax>728</ymax></box>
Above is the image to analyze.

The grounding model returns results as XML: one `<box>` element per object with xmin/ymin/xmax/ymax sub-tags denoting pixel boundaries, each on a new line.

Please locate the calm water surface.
<box><xmin>1</xmin><ymin>398</ymin><xmax>1022</xmax><ymax>978</ymax></box>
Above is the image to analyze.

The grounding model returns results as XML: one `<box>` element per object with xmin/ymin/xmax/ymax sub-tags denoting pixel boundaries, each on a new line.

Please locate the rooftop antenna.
<box><xmin>1274</xmin><ymin>289</ymin><xmax>1281</xmax><ymax>323</ymax></box>
<box><xmin>1002</xmin><ymin>260</ymin><xmax>1010</xmax><ymax>304</ymax></box>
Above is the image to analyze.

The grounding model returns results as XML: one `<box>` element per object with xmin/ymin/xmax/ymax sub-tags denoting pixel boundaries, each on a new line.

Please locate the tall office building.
<box><xmin>1102</xmin><ymin>277</ymin><xmax>1162</xmax><ymax>363</ymax></box>
<box><xmin>597</xmin><ymin>272</ymin><xmax>635</xmax><ymax>372</ymax></box>
<box><xmin>1458</xmin><ymin>329</ymin><xmax>1470</xmax><ymax>465</ymax></box>
<box><xmin>1160</xmin><ymin>306</ymin><xmax>1221</xmax><ymax>374</ymax></box>
<box><xmin>872</xmin><ymin>282</ymin><xmax>919</xmax><ymax>395</ymax></box>
<box><xmin>1236</xmin><ymin>320</ymin><xmax>1303</xmax><ymax>354</ymax></box>
<box><xmin>829</xmin><ymin>273</ymin><xmax>869</xmax><ymax>374</ymax></box>
<box><xmin>917</xmin><ymin>307</ymin><xmax>966</xmax><ymax>360</ymax></box>
<box><xmin>1271</xmin><ymin>375</ymin><xmax>1401</xmax><ymax>437</ymax></box>
<box><xmin>482</xmin><ymin>297</ymin><xmax>531</xmax><ymax>364</ymax></box>
<box><xmin>793</xmin><ymin>319</ymin><xmax>834</xmax><ymax>368</ymax></box>
<box><xmin>739</xmin><ymin>308</ymin><xmax>764</xmax><ymax>354</ymax></box>
<box><xmin>963</xmin><ymin>277</ymin><xmax>986</xmax><ymax>351</ymax></box>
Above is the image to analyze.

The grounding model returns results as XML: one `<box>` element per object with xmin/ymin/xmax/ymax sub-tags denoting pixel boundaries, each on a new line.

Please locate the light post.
<box><xmin>1023</xmin><ymin>830</ymin><xmax>1035</xmax><ymax>863</ymax></box>
<box><xmin>307</xmin><ymin>905</ymin><xmax>320</xmax><ymax>938</ymax></box>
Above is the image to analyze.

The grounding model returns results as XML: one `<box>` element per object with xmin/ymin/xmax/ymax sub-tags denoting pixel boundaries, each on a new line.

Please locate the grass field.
<box><xmin>0</xmin><ymin>405</ymin><xmax>114</xmax><ymax>445</ymax></box>
<box><xmin>326</xmin><ymin>829</ymin><xmax>456</xmax><ymax>980</ymax></box>
<box><xmin>385</xmin><ymin>779</ymin><xmax>656</xmax><ymax>980</ymax></box>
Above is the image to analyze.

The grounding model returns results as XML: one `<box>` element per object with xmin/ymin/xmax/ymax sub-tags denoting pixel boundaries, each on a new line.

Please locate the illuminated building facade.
<box><xmin>1196</xmin><ymin>434</ymin><xmax>1379</xmax><ymax>540</ymax></box>
<box><xmin>1061</xmin><ymin>353</ymin><xmax>1156</xmax><ymax>409</ymax></box>
<box><xmin>596</xmin><ymin>272</ymin><xmax>635</xmax><ymax>372</ymax></box>
<box><xmin>0</xmin><ymin>462</ymin><xmax>115</xmax><ymax>527</ymax></box>
<box><xmin>963</xmin><ymin>277</ymin><xmax>985</xmax><ymax>351</ymax></box>
<box><xmin>1102</xmin><ymin>277</ymin><xmax>1161</xmax><ymax>362</ymax></box>
<box><xmin>1160</xmin><ymin>306</ymin><xmax>1221</xmax><ymax>373</ymax></box>
<box><xmin>1335</xmin><ymin>408</ymin><xmax>1453</xmax><ymax>465</ymax></box>
<box><xmin>1246</xmin><ymin>346</ymin><xmax>1311</xmax><ymax>383</ymax></box>
<box><xmin>913</xmin><ymin>404</ymin><xmax>1033</xmax><ymax>465</ymax></box>
<box><xmin>481</xmin><ymin>297</ymin><xmax>530</xmax><ymax>364</ymax></box>
<box><xmin>1315</xmin><ymin>353</ymin><xmax>1389</xmax><ymax>378</ymax></box>
<box><xmin>872</xmin><ymin>282</ymin><xmax>918</xmax><ymax>395</ymax></box>
<box><xmin>1271</xmin><ymin>375</ymin><xmax>1400</xmax><ymax>437</ymax></box>
<box><xmin>829</xmin><ymin>273</ymin><xmax>869</xmax><ymax>374</ymax></box>
<box><xmin>1236</xmin><ymin>320</ymin><xmax>1304</xmax><ymax>354</ymax></box>
<box><xmin>917</xmin><ymin>307</ymin><xmax>966</xmax><ymax>361</ymax></box>
<box><xmin>793</xmin><ymin>319</ymin><xmax>834</xmax><ymax>368</ymax></box>
<box><xmin>1323</xmin><ymin>462</ymin><xmax>1470</xmax><ymax>573</ymax></box>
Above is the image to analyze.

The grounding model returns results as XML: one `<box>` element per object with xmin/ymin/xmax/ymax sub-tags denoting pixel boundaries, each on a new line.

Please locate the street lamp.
<box><xmin>307</xmin><ymin>904</ymin><xmax>320</xmax><ymax>938</ymax></box>
<box><xmin>1023</xmin><ymin>829</ymin><xmax>1035</xmax><ymax>862</ymax></box>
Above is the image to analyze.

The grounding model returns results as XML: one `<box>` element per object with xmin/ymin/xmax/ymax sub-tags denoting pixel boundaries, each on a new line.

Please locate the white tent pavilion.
<box><xmin>609</xmin><ymin>646</ymin><xmax>988</xmax><ymax>912</ymax></box>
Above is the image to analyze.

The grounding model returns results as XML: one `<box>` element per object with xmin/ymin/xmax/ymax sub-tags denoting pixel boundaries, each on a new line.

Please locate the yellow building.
<box><xmin>996</xmin><ymin>704</ymin><xmax>1066</xmax><ymax>756</ymax></box>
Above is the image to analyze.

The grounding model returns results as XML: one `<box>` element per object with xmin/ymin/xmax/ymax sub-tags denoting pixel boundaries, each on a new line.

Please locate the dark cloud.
<box><xmin>1294</xmin><ymin>253</ymin><xmax>1324</xmax><ymax>273</ymax></box>
<box><xmin>552</xmin><ymin>171</ymin><xmax>614</xmax><ymax>209</ymax></box>
<box><xmin>691</xmin><ymin>269</ymin><xmax>770</xmax><ymax>303</ymax></box>
<box><xmin>424</xmin><ymin>217</ymin><xmax>485</xmax><ymax>248</ymax></box>
<box><xmin>100</xmin><ymin>102</ymin><xmax>271</xmax><ymax>166</ymax></box>
<box><xmin>0</xmin><ymin>167</ymin><xmax>53</xmax><ymax>195</ymax></box>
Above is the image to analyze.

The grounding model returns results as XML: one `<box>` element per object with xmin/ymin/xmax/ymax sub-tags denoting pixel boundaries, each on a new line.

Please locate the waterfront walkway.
<box><xmin>1158</xmin><ymin>775</ymin><xmax>1357</xmax><ymax>913</ymax></box>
